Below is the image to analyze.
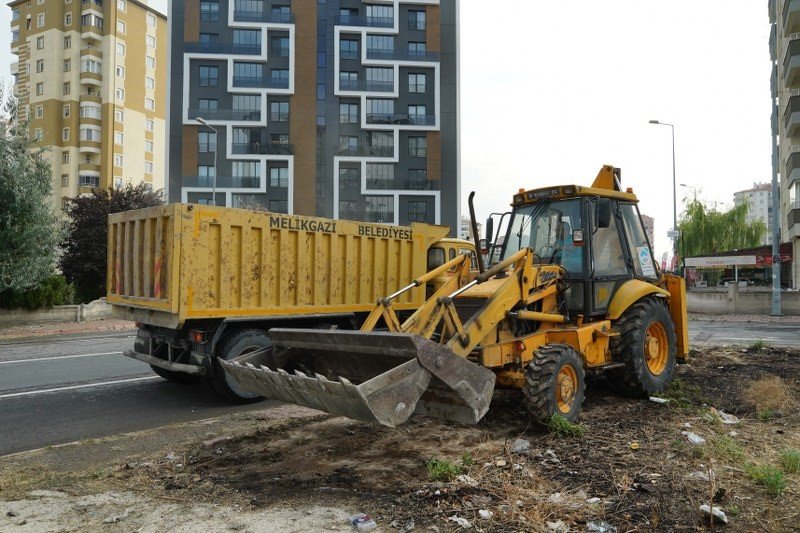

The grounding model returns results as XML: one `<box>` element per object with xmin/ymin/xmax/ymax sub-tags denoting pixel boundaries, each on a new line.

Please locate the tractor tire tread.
<box><xmin>523</xmin><ymin>343</ymin><xmax>585</xmax><ymax>424</ymax></box>
<box><xmin>208</xmin><ymin>328</ymin><xmax>270</xmax><ymax>404</ymax></box>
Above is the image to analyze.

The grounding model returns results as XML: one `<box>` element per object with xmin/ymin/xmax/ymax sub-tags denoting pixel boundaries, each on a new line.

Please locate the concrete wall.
<box><xmin>0</xmin><ymin>298</ymin><xmax>113</xmax><ymax>327</ymax></box>
<box><xmin>687</xmin><ymin>286</ymin><xmax>800</xmax><ymax>315</ymax></box>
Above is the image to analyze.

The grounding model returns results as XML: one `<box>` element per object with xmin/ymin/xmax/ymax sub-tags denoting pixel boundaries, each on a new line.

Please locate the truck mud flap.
<box><xmin>220</xmin><ymin>329</ymin><xmax>496</xmax><ymax>428</ymax></box>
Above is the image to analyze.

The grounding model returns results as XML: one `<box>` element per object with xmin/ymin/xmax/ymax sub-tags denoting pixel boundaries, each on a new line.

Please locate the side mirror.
<box><xmin>485</xmin><ymin>217</ymin><xmax>494</xmax><ymax>242</ymax></box>
<box><xmin>596</xmin><ymin>199</ymin><xmax>612</xmax><ymax>229</ymax></box>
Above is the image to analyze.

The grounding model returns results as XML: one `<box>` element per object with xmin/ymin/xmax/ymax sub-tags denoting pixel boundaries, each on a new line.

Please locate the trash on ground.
<box><xmin>699</xmin><ymin>504</ymin><xmax>728</xmax><ymax>524</ymax></box>
<box><xmin>349</xmin><ymin>513</ymin><xmax>377</xmax><ymax>531</ymax></box>
<box><xmin>546</xmin><ymin>520</ymin><xmax>569</xmax><ymax>532</ymax></box>
<box><xmin>630</xmin><ymin>441</ymin><xmax>640</xmax><ymax>450</ymax></box>
<box><xmin>649</xmin><ymin>396</ymin><xmax>669</xmax><ymax>404</ymax></box>
<box><xmin>586</xmin><ymin>497</ymin><xmax>601</xmax><ymax>504</ymax></box>
<box><xmin>103</xmin><ymin>509</ymin><xmax>130</xmax><ymax>524</ymax></box>
<box><xmin>455</xmin><ymin>474</ymin><xmax>477</xmax><ymax>486</ymax></box>
<box><xmin>478</xmin><ymin>509</ymin><xmax>493</xmax><ymax>520</ymax></box>
<box><xmin>510</xmin><ymin>438</ymin><xmax>531</xmax><ymax>453</ymax></box>
<box><xmin>586</xmin><ymin>519</ymin><xmax>618</xmax><ymax>532</ymax></box>
<box><xmin>681</xmin><ymin>431</ymin><xmax>706</xmax><ymax>445</ymax></box>
<box><xmin>447</xmin><ymin>515</ymin><xmax>472</xmax><ymax>529</ymax></box>
<box><xmin>687</xmin><ymin>471</ymin><xmax>711</xmax><ymax>482</ymax></box>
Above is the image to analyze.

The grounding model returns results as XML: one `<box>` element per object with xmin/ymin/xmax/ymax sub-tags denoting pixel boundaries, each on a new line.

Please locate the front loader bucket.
<box><xmin>220</xmin><ymin>328</ymin><xmax>496</xmax><ymax>428</ymax></box>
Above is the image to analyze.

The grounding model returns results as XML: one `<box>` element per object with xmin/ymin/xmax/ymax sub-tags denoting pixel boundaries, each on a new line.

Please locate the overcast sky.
<box><xmin>0</xmin><ymin>1</ymin><xmax>771</xmax><ymax>257</ymax></box>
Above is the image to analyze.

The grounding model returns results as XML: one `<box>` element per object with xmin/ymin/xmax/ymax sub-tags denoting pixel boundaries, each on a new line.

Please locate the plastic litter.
<box><xmin>699</xmin><ymin>504</ymin><xmax>728</xmax><ymax>524</ymax></box>
<box><xmin>649</xmin><ymin>396</ymin><xmax>669</xmax><ymax>404</ymax></box>
<box><xmin>349</xmin><ymin>513</ymin><xmax>377</xmax><ymax>531</ymax></box>
<box><xmin>511</xmin><ymin>438</ymin><xmax>531</xmax><ymax>453</ymax></box>
<box><xmin>447</xmin><ymin>515</ymin><xmax>472</xmax><ymax>529</ymax></box>
<box><xmin>586</xmin><ymin>497</ymin><xmax>602</xmax><ymax>504</ymax></box>
<box><xmin>586</xmin><ymin>519</ymin><xmax>617</xmax><ymax>532</ymax></box>
<box><xmin>478</xmin><ymin>509</ymin><xmax>493</xmax><ymax>520</ymax></box>
<box><xmin>681</xmin><ymin>431</ymin><xmax>706</xmax><ymax>445</ymax></box>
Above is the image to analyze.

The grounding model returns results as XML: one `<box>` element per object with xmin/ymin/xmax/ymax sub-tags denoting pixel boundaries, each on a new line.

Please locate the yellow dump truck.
<box><xmin>107</xmin><ymin>204</ymin><xmax>474</xmax><ymax>401</ymax></box>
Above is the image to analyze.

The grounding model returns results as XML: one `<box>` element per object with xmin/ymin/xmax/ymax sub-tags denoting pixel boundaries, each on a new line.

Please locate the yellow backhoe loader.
<box><xmin>222</xmin><ymin>166</ymin><xmax>688</xmax><ymax>426</ymax></box>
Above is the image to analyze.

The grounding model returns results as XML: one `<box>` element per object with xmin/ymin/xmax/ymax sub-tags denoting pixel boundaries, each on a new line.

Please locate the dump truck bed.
<box><xmin>108</xmin><ymin>204</ymin><xmax>449</xmax><ymax>328</ymax></box>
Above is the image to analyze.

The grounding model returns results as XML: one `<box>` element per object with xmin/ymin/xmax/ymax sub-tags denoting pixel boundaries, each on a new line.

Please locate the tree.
<box><xmin>677</xmin><ymin>198</ymin><xmax>766</xmax><ymax>258</ymax></box>
<box><xmin>61</xmin><ymin>184</ymin><xmax>163</xmax><ymax>302</ymax></box>
<box><xmin>0</xmin><ymin>86</ymin><xmax>62</xmax><ymax>291</ymax></box>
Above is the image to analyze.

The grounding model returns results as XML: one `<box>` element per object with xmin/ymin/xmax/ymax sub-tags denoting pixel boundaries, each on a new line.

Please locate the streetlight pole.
<box><xmin>196</xmin><ymin>117</ymin><xmax>218</xmax><ymax>205</ymax></box>
<box><xmin>649</xmin><ymin>120</ymin><xmax>681</xmax><ymax>274</ymax></box>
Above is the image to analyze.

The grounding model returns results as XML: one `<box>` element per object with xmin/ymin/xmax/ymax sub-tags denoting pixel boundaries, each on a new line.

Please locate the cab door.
<box><xmin>589</xmin><ymin>199</ymin><xmax>634</xmax><ymax>316</ymax></box>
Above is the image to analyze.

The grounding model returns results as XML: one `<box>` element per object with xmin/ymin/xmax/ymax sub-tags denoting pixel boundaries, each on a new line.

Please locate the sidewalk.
<box><xmin>0</xmin><ymin>318</ymin><xmax>136</xmax><ymax>341</ymax></box>
<box><xmin>689</xmin><ymin>312</ymin><xmax>800</xmax><ymax>324</ymax></box>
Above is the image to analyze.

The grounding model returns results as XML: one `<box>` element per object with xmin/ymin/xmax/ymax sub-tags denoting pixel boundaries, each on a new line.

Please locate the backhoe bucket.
<box><xmin>220</xmin><ymin>328</ymin><xmax>496</xmax><ymax>427</ymax></box>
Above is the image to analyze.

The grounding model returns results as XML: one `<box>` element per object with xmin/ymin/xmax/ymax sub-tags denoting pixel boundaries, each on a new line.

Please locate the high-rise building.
<box><xmin>640</xmin><ymin>213</ymin><xmax>655</xmax><ymax>250</ymax></box>
<box><xmin>168</xmin><ymin>0</ymin><xmax>459</xmax><ymax>231</ymax></box>
<box><xmin>733</xmin><ymin>182</ymin><xmax>773</xmax><ymax>246</ymax></box>
<box><xmin>9</xmin><ymin>0</ymin><xmax>167</xmax><ymax>211</ymax></box>
<box><xmin>769</xmin><ymin>0</ymin><xmax>800</xmax><ymax>287</ymax></box>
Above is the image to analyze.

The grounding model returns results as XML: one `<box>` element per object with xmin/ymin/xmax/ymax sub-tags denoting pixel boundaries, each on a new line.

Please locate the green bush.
<box><xmin>0</xmin><ymin>274</ymin><xmax>75</xmax><ymax>310</ymax></box>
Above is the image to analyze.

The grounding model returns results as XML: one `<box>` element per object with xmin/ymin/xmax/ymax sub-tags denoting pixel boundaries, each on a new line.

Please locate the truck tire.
<box><xmin>210</xmin><ymin>329</ymin><xmax>271</xmax><ymax>403</ymax></box>
<box><xmin>149</xmin><ymin>365</ymin><xmax>200</xmax><ymax>384</ymax></box>
<box><xmin>523</xmin><ymin>343</ymin><xmax>585</xmax><ymax>423</ymax></box>
<box><xmin>609</xmin><ymin>296</ymin><xmax>676</xmax><ymax>397</ymax></box>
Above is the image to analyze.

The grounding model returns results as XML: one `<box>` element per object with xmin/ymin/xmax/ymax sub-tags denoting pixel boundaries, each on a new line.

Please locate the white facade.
<box><xmin>733</xmin><ymin>183</ymin><xmax>772</xmax><ymax>246</ymax></box>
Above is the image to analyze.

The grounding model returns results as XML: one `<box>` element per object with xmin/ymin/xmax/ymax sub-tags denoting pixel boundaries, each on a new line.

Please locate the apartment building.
<box><xmin>769</xmin><ymin>0</ymin><xmax>800</xmax><ymax>287</ymax></box>
<box><xmin>9</xmin><ymin>0</ymin><xmax>167</xmax><ymax>211</ymax></box>
<box><xmin>640</xmin><ymin>213</ymin><xmax>655</xmax><ymax>250</ymax></box>
<box><xmin>733</xmin><ymin>182</ymin><xmax>773</xmax><ymax>246</ymax></box>
<box><xmin>168</xmin><ymin>0</ymin><xmax>459</xmax><ymax>231</ymax></box>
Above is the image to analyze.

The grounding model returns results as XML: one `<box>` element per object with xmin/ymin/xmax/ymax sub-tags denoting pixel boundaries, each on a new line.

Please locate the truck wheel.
<box><xmin>210</xmin><ymin>329</ymin><xmax>271</xmax><ymax>403</ymax></box>
<box><xmin>523</xmin><ymin>344</ymin><xmax>585</xmax><ymax>423</ymax></box>
<box><xmin>149</xmin><ymin>365</ymin><xmax>200</xmax><ymax>384</ymax></box>
<box><xmin>609</xmin><ymin>296</ymin><xmax>676</xmax><ymax>397</ymax></box>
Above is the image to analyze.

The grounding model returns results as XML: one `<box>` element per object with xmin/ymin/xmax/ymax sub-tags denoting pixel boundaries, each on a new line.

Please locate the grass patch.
<box><xmin>744</xmin><ymin>376</ymin><xmax>792</xmax><ymax>417</ymax></box>
<box><xmin>426</xmin><ymin>458</ymin><xmax>465</xmax><ymax>482</ymax></box>
<box><xmin>461</xmin><ymin>453</ymin><xmax>474</xmax><ymax>467</ymax></box>
<box><xmin>710</xmin><ymin>435</ymin><xmax>745</xmax><ymax>464</ymax></box>
<box><xmin>748</xmin><ymin>339</ymin><xmax>770</xmax><ymax>351</ymax></box>
<box><xmin>780</xmin><ymin>449</ymin><xmax>800</xmax><ymax>473</ymax></box>
<box><xmin>745</xmin><ymin>463</ymin><xmax>786</xmax><ymax>496</ymax></box>
<box><xmin>654</xmin><ymin>377</ymin><xmax>703</xmax><ymax>408</ymax></box>
<box><xmin>758</xmin><ymin>408</ymin><xmax>776</xmax><ymax>421</ymax></box>
<box><xmin>547</xmin><ymin>414</ymin><xmax>586</xmax><ymax>438</ymax></box>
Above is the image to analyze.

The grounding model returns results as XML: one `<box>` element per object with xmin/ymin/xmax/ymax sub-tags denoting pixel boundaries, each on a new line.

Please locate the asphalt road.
<box><xmin>0</xmin><ymin>331</ymin><xmax>275</xmax><ymax>456</ymax></box>
<box><xmin>1</xmin><ymin>319</ymin><xmax>799</xmax><ymax>457</ymax></box>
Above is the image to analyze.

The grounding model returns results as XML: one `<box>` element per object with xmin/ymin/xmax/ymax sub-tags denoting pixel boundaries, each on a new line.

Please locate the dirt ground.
<box><xmin>1</xmin><ymin>345</ymin><xmax>799</xmax><ymax>532</ymax></box>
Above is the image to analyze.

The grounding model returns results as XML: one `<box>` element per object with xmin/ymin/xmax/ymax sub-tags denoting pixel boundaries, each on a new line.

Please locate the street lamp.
<box><xmin>680</xmin><ymin>183</ymin><xmax>698</xmax><ymax>199</ymax></box>
<box><xmin>649</xmin><ymin>119</ymin><xmax>680</xmax><ymax>273</ymax></box>
<box><xmin>196</xmin><ymin>117</ymin><xmax>218</xmax><ymax>206</ymax></box>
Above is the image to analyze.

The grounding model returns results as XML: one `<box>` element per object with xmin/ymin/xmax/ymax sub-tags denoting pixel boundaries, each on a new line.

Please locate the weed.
<box><xmin>780</xmin><ymin>449</ymin><xmax>800</xmax><ymax>473</ymax></box>
<box><xmin>745</xmin><ymin>463</ymin><xmax>786</xmax><ymax>496</ymax></box>
<box><xmin>655</xmin><ymin>378</ymin><xmax>703</xmax><ymax>408</ymax></box>
<box><xmin>757</xmin><ymin>408</ymin><xmax>776</xmax><ymax>421</ymax></box>
<box><xmin>745</xmin><ymin>376</ymin><xmax>792</xmax><ymax>416</ymax></box>
<box><xmin>710</xmin><ymin>435</ymin><xmax>745</xmax><ymax>464</ymax></box>
<box><xmin>727</xmin><ymin>505</ymin><xmax>740</xmax><ymax>516</ymax></box>
<box><xmin>461</xmin><ymin>453</ymin><xmax>474</xmax><ymax>467</ymax></box>
<box><xmin>547</xmin><ymin>414</ymin><xmax>586</xmax><ymax>438</ymax></box>
<box><xmin>426</xmin><ymin>458</ymin><xmax>464</xmax><ymax>482</ymax></box>
<box><xmin>749</xmin><ymin>339</ymin><xmax>769</xmax><ymax>351</ymax></box>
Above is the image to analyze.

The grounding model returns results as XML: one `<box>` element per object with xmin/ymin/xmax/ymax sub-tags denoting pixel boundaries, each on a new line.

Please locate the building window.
<box><xmin>145</xmin><ymin>140</ymin><xmax>153</xmax><ymax>152</ymax></box>
<box><xmin>366</xmin><ymin>99</ymin><xmax>394</xmax><ymax>122</ymax></box>
<box><xmin>82</xmin><ymin>59</ymin><xmax>102</xmax><ymax>74</ymax></box>
<box><xmin>232</xmin><ymin>161</ymin><xmax>260</xmax><ymax>187</ymax></box>
<box><xmin>35</xmin><ymin>105</ymin><xmax>43</xmax><ymax>119</ymax></box>
<box><xmin>64</xmin><ymin>59</ymin><xmax>71</xmax><ymax>72</ymax></box>
<box><xmin>63</xmin><ymin>104</ymin><xmax>70</xmax><ymax>118</ymax></box>
<box><xmin>270</xmin><ymin>36</ymin><xmax>289</xmax><ymax>57</ymax></box>
<box><xmin>199</xmin><ymin>65</ymin><xmax>218</xmax><ymax>86</ymax></box>
<box><xmin>34</xmin><ymin>128</ymin><xmax>43</xmax><ymax>141</ymax></box>
<box><xmin>146</xmin><ymin>77</ymin><xmax>155</xmax><ymax>89</ymax></box>
<box><xmin>146</xmin><ymin>56</ymin><xmax>156</xmax><ymax>69</ymax></box>
<box><xmin>316</xmin><ymin>84</ymin><xmax>326</xmax><ymax>100</ymax></box>
<box><xmin>79</xmin><ymin>175</ymin><xmax>100</xmax><ymax>188</ymax></box>
<box><xmin>62</xmin><ymin>151</ymin><xmax>70</xmax><ymax>163</ymax></box>
<box><xmin>144</xmin><ymin>161</ymin><xmax>154</xmax><ymax>173</ymax></box>
<box><xmin>35</xmin><ymin>82</ymin><xmax>43</xmax><ymax>95</ymax></box>
<box><xmin>199</xmin><ymin>32</ymin><xmax>218</xmax><ymax>47</ymax></box>
<box><xmin>37</xmin><ymin>36</ymin><xmax>45</xmax><ymax>49</ymax></box>
<box><xmin>408</xmin><ymin>73</ymin><xmax>426</xmax><ymax>93</ymax></box>
<box><xmin>116</xmin><ymin>88</ymin><xmax>125</xmax><ymax>100</ymax></box>
<box><xmin>118</xmin><ymin>0</ymin><xmax>126</xmax><ymax>12</ymax></box>
<box><xmin>115</xmin><ymin>109</ymin><xmax>124</xmax><ymax>122</ymax></box>
<box><xmin>37</xmin><ymin>13</ymin><xmax>45</xmax><ymax>27</ymax></box>
<box><xmin>116</xmin><ymin>65</ymin><xmax>125</xmax><ymax>77</ymax></box>
<box><xmin>408</xmin><ymin>42</ymin><xmax>426</xmax><ymax>57</ymax></box>
<box><xmin>146</xmin><ymin>35</ymin><xmax>156</xmax><ymax>48</ymax></box>
<box><xmin>147</xmin><ymin>13</ymin><xmax>156</xmax><ymax>26</ymax></box>
<box><xmin>368</xmin><ymin>131</ymin><xmax>394</xmax><ymax>156</ymax></box>
<box><xmin>339</xmin><ymin>103</ymin><xmax>358</xmax><ymax>124</ymax></box>
<box><xmin>63</xmin><ymin>82</ymin><xmax>71</xmax><ymax>95</ymax></box>
<box><xmin>269</xmin><ymin>166</ymin><xmax>288</xmax><ymax>188</ymax></box>
<box><xmin>340</xmin><ymin>39</ymin><xmax>359</xmax><ymax>60</ymax></box>
<box><xmin>11</xmin><ymin>8</ymin><xmax>18</xmax><ymax>21</ymax></box>
<box><xmin>114</xmin><ymin>154</ymin><xmax>123</xmax><ymax>167</ymax></box>
<box><xmin>117</xmin><ymin>42</ymin><xmax>125</xmax><ymax>56</ymax></box>
<box><xmin>61</xmin><ymin>174</ymin><xmax>70</xmax><ymax>187</ymax></box>
<box><xmin>145</xmin><ymin>118</ymin><xmax>154</xmax><ymax>131</ymax></box>
<box><xmin>200</xmin><ymin>0</ymin><xmax>220</xmax><ymax>21</ymax></box>
<box><xmin>114</xmin><ymin>176</ymin><xmax>123</xmax><ymax>188</ymax></box>
<box><xmin>339</xmin><ymin>167</ymin><xmax>359</xmax><ymax>189</ymax></box>
<box><xmin>407</xmin><ymin>169</ymin><xmax>428</xmax><ymax>189</ymax></box>
<box><xmin>64</xmin><ymin>36</ymin><xmax>71</xmax><ymax>48</ymax></box>
<box><xmin>62</xmin><ymin>128</ymin><xmax>70</xmax><ymax>141</ymax></box>
<box><xmin>366</xmin><ymin>35</ymin><xmax>394</xmax><ymax>56</ymax></box>
<box><xmin>233</xmin><ymin>29</ymin><xmax>261</xmax><ymax>50</ymax></box>
<box><xmin>81</xmin><ymin>13</ymin><xmax>103</xmax><ymax>29</ymax></box>
<box><xmin>80</xmin><ymin>128</ymin><xmax>100</xmax><ymax>141</ymax></box>
<box><xmin>339</xmin><ymin>200</ymin><xmax>359</xmax><ymax>218</ymax></box>
<box><xmin>198</xmin><ymin>98</ymin><xmax>218</xmax><ymax>112</ymax></box>
<box><xmin>114</xmin><ymin>132</ymin><xmax>123</xmax><ymax>145</ymax></box>
<box><xmin>408</xmin><ymin>10</ymin><xmax>425</xmax><ymax>30</ymax></box>
<box><xmin>269</xmin><ymin>101</ymin><xmax>289</xmax><ymax>122</ymax></box>
<box><xmin>117</xmin><ymin>20</ymin><xmax>126</xmax><ymax>33</ymax></box>
<box><xmin>365</xmin><ymin>196</ymin><xmax>393</xmax><ymax>223</ymax></box>
<box><xmin>366</xmin><ymin>4</ymin><xmax>393</xmax><ymax>26</ymax></box>
<box><xmin>65</xmin><ymin>13</ymin><xmax>72</xmax><ymax>25</ymax></box>
<box><xmin>145</xmin><ymin>98</ymin><xmax>155</xmax><ymax>110</ymax></box>
<box><xmin>198</xmin><ymin>131</ymin><xmax>216</xmax><ymax>152</ymax></box>
<box><xmin>36</xmin><ymin>59</ymin><xmax>44</xmax><ymax>73</ymax></box>
<box><xmin>338</xmin><ymin>135</ymin><xmax>358</xmax><ymax>154</ymax></box>
<box><xmin>407</xmin><ymin>200</ymin><xmax>428</xmax><ymax>222</ymax></box>
<box><xmin>366</xmin><ymin>163</ymin><xmax>394</xmax><ymax>189</ymax></box>
<box><xmin>271</xmin><ymin>69</ymin><xmax>290</xmax><ymax>88</ymax></box>
<box><xmin>409</xmin><ymin>136</ymin><xmax>427</xmax><ymax>157</ymax></box>
<box><xmin>408</xmin><ymin>105</ymin><xmax>427</xmax><ymax>124</ymax></box>
<box><xmin>12</xmin><ymin>30</ymin><xmax>19</xmax><ymax>42</ymax></box>
<box><xmin>366</xmin><ymin>67</ymin><xmax>392</xmax><ymax>91</ymax></box>
<box><xmin>340</xmin><ymin>71</ymin><xmax>358</xmax><ymax>90</ymax></box>
<box><xmin>198</xmin><ymin>165</ymin><xmax>215</xmax><ymax>186</ymax></box>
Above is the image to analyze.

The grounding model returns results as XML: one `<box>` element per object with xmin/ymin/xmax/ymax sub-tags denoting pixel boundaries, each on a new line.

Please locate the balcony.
<box><xmin>770</xmin><ymin>23</ymin><xmax>777</xmax><ymax>61</ymax></box>
<box><xmin>336</xmin><ymin>145</ymin><xmax>393</xmax><ymax>158</ymax></box>
<box><xmin>770</xmin><ymin>0</ymin><xmax>777</xmax><ymax>24</ymax></box>
<box><xmin>339</xmin><ymin>79</ymin><xmax>394</xmax><ymax>93</ymax></box>
<box><xmin>78</xmin><ymin>174</ymin><xmax>100</xmax><ymax>188</ymax></box>
<box><xmin>79</xmin><ymin>140</ymin><xmax>101</xmax><ymax>153</ymax></box>
<box><xmin>787</xmin><ymin>203</ymin><xmax>800</xmax><ymax>228</ymax></box>
<box><xmin>185</xmin><ymin>42</ymin><xmax>261</xmax><ymax>55</ymax></box>
<box><xmin>365</xmin><ymin>49</ymin><xmax>439</xmax><ymax>62</ymax></box>
<box><xmin>79</xmin><ymin>163</ymin><xmax>101</xmax><ymax>173</ymax></box>
<box><xmin>364</xmin><ymin>177</ymin><xmax>434</xmax><ymax>190</ymax></box>
<box><xmin>787</xmin><ymin>151</ymin><xmax>800</xmax><ymax>185</ymax></box>
<box><xmin>80</xmin><ymin>47</ymin><xmax>103</xmax><ymax>60</ymax></box>
<box><xmin>336</xmin><ymin>15</ymin><xmax>394</xmax><ymax>28</ymax></box>
<box><xmin>785</xmin><ymin>0</ymin><xmax>800</xmax><ymax>34</ymax></box>
<box><xmin>79</xmin><ymin>113</ymin><xmax>102</xmax><ymax>126</ymax></box>
<box><xmin>81</xmin><ymin>93</ymin><xmax>101</xmax><ymax>104</ymax></box>
<box><xmin>80</xmin><ymin>70</ymin><xmax>102</xmax><ymax>85</ymax></box>
<box><xmin>232</xmin><ymin>10</ymin><xmax>294</xmax><ymax>23</ymax></box>
<box><xmin>232</xmin><ymin>75</ymin><xmax>289</xmax><ymax>89</ymax></box>
<box><xmin>783</xmin><ymin>38</ymin><xmax>800</xmax><ymax>87</ymax></box>
<box><xmin>366</xmin><ymin>113</ymin><xmax>435</xmax><ymax>126</ymax></box>
<box><xmin>231</xmin><ymin>142</ymin><xmax>293</xmax><ymax>155</ymax></box>
<box><xmin>81</xmin><ymin>0</ymin><xmax>103</xmax><ymax>7</ymax></box>
<box><xmin>184</xmin><ymin>175</ymin><xmax>261</xmax><ymax>188</ymax></box>
<box><xmin>188</xmin><ymin>108</ymin><xmax>262</xmax><ymax>121</ymax></box>
<box><xmin>785</xmin><ymin>96</ymin><xmax>800</xmax><ymax>137</ymax></box>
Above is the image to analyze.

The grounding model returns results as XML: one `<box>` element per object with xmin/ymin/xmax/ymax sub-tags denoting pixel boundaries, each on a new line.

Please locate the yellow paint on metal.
<box><xmin>664</xmin><ymin>274</ymin><xmax>689</xmax><ymax>362</ymax></box>
<box><xmin>607</xmin><ymin>279</ymin><xmax>670</xmax><ymax>320</ymax></box>
<box><xmin>556</xmin><ymin>364</ymin><xmax>578</xmax><ymax>413</ymax></box>
<box><xmin>645</xmin><ymin>321</ymin><xmax>669</xmax><ymax>375</ymax></box>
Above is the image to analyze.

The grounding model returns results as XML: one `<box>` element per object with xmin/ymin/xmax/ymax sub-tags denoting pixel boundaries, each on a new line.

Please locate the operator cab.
<box><xmin>489</xmin><ymin>168</ymin><xmax>659</xmax><ymax>319</ymax></box>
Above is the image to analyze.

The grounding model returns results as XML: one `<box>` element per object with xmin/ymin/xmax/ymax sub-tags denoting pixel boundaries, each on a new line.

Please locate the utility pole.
<box><xmin>770</xmin><ymin>87</ymin><xmax>782</xmax><ymax>316</ymax></box>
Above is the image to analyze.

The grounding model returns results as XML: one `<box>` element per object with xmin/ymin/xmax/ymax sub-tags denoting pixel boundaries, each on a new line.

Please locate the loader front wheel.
<box><xmin>523</xmin><ymin>344</ymin><xmax>585</xmax><ymax>424</ymax></box>
<box><xmin>609</xmin><ymin>296</ymin><xmax>676</xmax><ymax>397</ymax></box>
<box><xmin>209</xmin><ymin>329</ymin><xmax>271</xmax><ymax>403</ymax></box>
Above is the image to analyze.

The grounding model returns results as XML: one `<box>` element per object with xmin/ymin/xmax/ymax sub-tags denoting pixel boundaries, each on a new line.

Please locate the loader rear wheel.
<box><xmin>149</xmin><ymin>365</ymin><xmax>200</xmax><ymax>384</ymax></box>
<box><xmin>609</xmin><ymin>296</ymin><xmax>676</xmax><ymax>397</ymax></box>
<box><xmin>523</xmin><ymin>344</ymin><xmax>585</xmax><ymax>423</ymax></box>
<box><xmin>209</xmin><ymin>329</ymin><xmax>271</xmax><ymax>404</ymax></box>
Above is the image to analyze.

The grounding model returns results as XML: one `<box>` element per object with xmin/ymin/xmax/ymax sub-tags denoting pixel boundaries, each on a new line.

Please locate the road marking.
<box><xmin>0</xmin><ymin>376</ymin><xmax>160</xmax><ymax>399</ymax></box>
<box><xmin>0</xmin><ymin>351</ymin><xmax>124</xmax><ymax>365</ymax></box>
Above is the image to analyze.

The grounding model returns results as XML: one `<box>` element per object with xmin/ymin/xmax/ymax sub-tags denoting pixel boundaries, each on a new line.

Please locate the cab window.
<box><xmin>427</xmin><ymin>248</ymin><xmax>445</xmax><ymax>270</ymax></box>
<box><xmin>620</xmin><ymin>204</ymin><xmax>658</xmax><ymax>279</ymax></box>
